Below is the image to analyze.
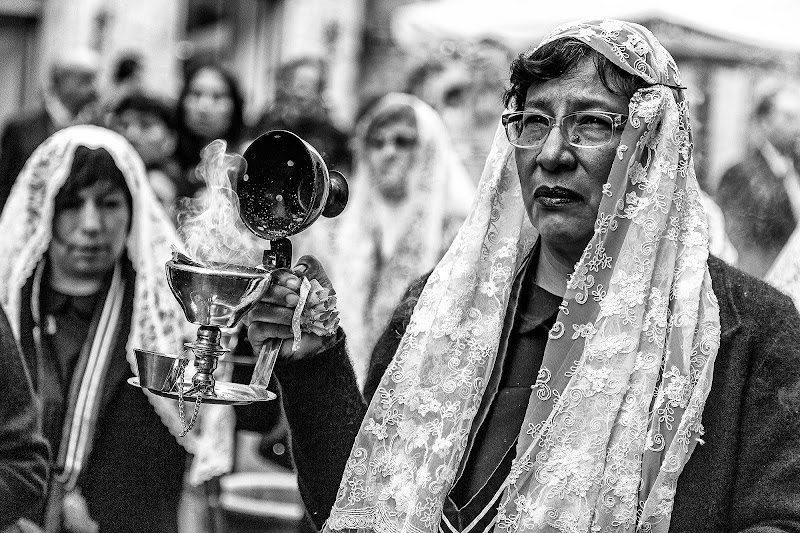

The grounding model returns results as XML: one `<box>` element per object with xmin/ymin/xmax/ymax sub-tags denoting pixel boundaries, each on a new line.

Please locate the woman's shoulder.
<box><xmin>708</xmin><ymin>255</ymin><xmax>798</xmax><ymax>319</ymax></box>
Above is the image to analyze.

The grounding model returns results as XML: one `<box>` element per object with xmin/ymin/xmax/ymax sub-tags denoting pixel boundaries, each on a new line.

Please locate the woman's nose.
<box><xmin>78</xmin><ymin>201</ymin><xmax>103</xmax><ymax>233</ymax></box>
<box><xmin>535</xmin><ymin>124</ymin><xmax>576</xmax><ymax>171</ymax></box>
<box><xmin>197</xmin><ymin>93</ymin><xmax>217</xmax><ymax>111</ymax></box>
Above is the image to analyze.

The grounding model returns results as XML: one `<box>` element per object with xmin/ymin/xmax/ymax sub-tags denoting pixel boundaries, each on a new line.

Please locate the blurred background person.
<box><xmin>716</xmin><ymin>85</ymin><xmax>800</xmax><ymax>278</ymax></box>
<box><xmin>402</xmin><ymin>40</ymin><xmax>512</xmax><ymax>185</ymax></box>
<box><xmin>300</xmin><ymin>92</ymin><xmax>475</xmax><ymax>386</ymax></box>
<box><xmin>0</xmin><ymin>49</ymin><xmax>99</xmax><ymax>212</ymax></box>
<box><xmin>0</xmin><ymin>125</ymin><xmax>233</xmax><ymax>533</ymax></box>
<box><xmin>175</xmin><ymin>63</ymin><xmax>245</xmax><ymax>199</ymax></box>
<box><xmin>108</xmin><ymin>53</ymin><xmax>144</xmax><ymax>105</ymax></box>
<box><xmin>109</xmin><ymin>93</ymin><xmax>181</xmax><ymax>213</ymax></box>
<box><xmin>97</xmin><ymin>53</ymin><xmax>145</xmax><ymax>125</ymax></box>
<box><xmin>253</xmin><ymin>57</ymin><xmax>351</xmax><ymax>174</ymax></box>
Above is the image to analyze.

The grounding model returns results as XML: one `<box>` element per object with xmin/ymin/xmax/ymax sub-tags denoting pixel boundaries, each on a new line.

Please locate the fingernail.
<box><xmin>294</xmin><ymin>264</ymin><xmax>308</xmax><ymax>274</ymax></box>
<box><xmin>286</xmin><ymin>277</ymin><xmax>300</xmax><ymax>290</ymax></box>
<box><xmin>286</xmin><ymin>293</ymin><xmax>299</xmax><ymax>306</ymax></box>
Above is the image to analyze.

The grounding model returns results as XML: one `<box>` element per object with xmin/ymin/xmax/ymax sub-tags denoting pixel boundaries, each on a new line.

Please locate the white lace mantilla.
<box><xmin>325</xmin><ymin>20</ymin><xmax>720</xmax><ymax>533</ymax></box>
<box><xmin>0</xmin><ymin>125</ymin><xmax>234</xmax><ymax>485</ymax></box>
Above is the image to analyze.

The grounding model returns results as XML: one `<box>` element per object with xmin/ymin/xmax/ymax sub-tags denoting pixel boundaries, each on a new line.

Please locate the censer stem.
<box><xmin>187</xmin><ymin>325</ymin><xmax>226</xmax><ymax>395</ymax></box>
<box><xmin>176</xmin><ymin>325</ymin><xmax>228</xmax><ymax>434</ymax></box>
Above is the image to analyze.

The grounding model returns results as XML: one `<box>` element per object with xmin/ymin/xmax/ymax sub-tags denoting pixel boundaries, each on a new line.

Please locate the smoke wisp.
<box><xmin>177</xmin><ymin>140</ymin><xmax>266</xmax><ymax>268</ymax></box>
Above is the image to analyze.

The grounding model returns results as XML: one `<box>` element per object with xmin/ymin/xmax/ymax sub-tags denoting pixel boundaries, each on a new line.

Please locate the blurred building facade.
<box><xmin>0</xmin><ymin>0</ymin><xmax>366</xmax><ymax>132</ymax></box>
<box><xmin>4</xmin><ymin>0</ymin><xmax>800</xmax><ymax>191</ymax></box>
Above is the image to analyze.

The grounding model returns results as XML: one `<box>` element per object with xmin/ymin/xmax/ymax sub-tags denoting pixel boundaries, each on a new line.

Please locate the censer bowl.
<box><xmin>131</xmin><ymin>348</ymin><xmax>276</xmax><ymax>405</ymax></box>
<box><xmin>134</xmin><ymin>349</ymin><xmax>185</xmax><ymax>392</ymax></box>
<box><xmin>166</xmin><ymin>260</ymin><xmax>273</xmax><ymax>328</ymax></box>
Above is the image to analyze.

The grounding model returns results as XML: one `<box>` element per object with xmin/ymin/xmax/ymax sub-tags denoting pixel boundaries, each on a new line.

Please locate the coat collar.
<box><xmin>707</xmin><ymin>255</ymin><xmax>743</xmax><ymax>339</ymax></box>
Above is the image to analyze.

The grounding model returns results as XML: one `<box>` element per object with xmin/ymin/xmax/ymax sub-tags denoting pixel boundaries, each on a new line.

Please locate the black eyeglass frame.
<box><xmin>502</xmin><ymin>110</ymin><xmax>628</xmax><ymax>149</ymax></box>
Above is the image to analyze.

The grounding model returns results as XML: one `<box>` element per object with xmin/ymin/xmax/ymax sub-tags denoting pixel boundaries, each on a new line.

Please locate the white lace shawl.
<box><xmin>296</xmin><ymin>93</ymin><xmax>476</xmax><ymax>386</ymax></box>
<box><xmin>324</xmin><ymin>20</ymin><xmax>721</xmax><ymax>533</ymax></box>
<box><xmin>0</xmin><ymin>125</ymin><xmax>234</xmax><ymax>485</ymax></box>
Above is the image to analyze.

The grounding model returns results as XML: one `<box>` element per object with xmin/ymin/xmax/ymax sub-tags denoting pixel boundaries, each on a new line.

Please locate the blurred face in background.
<box><xmin>365</xmin><ymin>116</ymin><xmax>418</xmax><ymax>203</ymax></box>
<box><xmin>183</xmin><ymin>67</ymin><xmax>234</xmax><ymax>140</ymax></box>
<box><xmin>114</xmin><ymin>109</ymin><xmax>176</xmax><ymax>167</ymax></box>
<box><xmin>53</xmin><ymin>67</ymin><xmax>98</xmax><ymax>117</ymax></box>
<box><xmin>50</xmin><ymin>179</ymin><xmax>131</xmax><ymax>285</ymax></box>
<box><xmin>290</xmin><ymin>63</ymin><xmax>324</xmax><ymax>111</ymax></box>
<box><xmin>762</xmin><ymin>88</ymin><xmax>800</xmax><ymax>159</ymax></box>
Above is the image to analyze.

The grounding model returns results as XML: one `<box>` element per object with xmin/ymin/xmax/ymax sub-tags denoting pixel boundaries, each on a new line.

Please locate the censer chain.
<box><xmin>177</xmin><ymin>360</ymin><xmax>203</xmax><ymax>436</ymax></box>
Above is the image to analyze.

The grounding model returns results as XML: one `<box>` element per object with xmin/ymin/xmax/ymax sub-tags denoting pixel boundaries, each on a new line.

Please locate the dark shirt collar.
<box><xmin>514</xmin><ymin>243</ymin><xmax>563</xmax><ymax>334</ymax></box>
<box><xmin>43</xmin><ymin>284</ymin><xmax>101</xmax><ymax>320</ymax></box>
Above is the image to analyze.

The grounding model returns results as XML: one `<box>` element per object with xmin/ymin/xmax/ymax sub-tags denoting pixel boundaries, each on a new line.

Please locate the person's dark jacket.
<box><xmin>18</xmin><ymin>259</ymin><xmax>185</xmax><ymax>532</ymax></box>
<box><xmin>274</xmin><ymin>256</ymin><xmax>800</xmax><ymax>533</ymax></box>
<box><xmin>0</xmin><ymin>306</ymin><xmax>49</xmax><ymax>530</ymax></box>
<box><xmin>716</xmin><ymin>148</ymin><xmax>798</xmax><ymax>257</ymax></box>
<box><xmin>0</xmin><ymin>109</ymin><xmax>57</xmax><ymax>211</ymax></box>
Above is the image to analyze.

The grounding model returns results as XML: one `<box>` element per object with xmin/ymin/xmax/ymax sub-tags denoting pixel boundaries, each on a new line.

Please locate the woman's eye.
<box><xmin>576</xmin><ymin>115</ymin><xmax>610</xmax><ymax>128</ymax></box>
<box><xmin>101</xmin><ymin>197</ymin><xmax>124</xmax><ymax>209</ymax></box>
<box><xmin>524</xmin><ymin>115</ymin><xmax>549</xmax><ymax>127</ymax></box>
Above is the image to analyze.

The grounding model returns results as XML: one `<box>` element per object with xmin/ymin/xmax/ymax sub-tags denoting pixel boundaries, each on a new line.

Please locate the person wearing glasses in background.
<box><xmin>247</xmin><ymin>20</ymin><xmax>800</xmax><ymax>533</ymax></box>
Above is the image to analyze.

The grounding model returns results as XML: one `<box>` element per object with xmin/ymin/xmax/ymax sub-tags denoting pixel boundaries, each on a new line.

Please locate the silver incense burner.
<box><xmin>129</xmin><ymin>131</ymin><xmax>348</xmax><ymax>423</ymax></box>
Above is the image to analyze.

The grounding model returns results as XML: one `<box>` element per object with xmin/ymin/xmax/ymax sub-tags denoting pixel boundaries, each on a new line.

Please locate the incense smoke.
<box><xmin>177</xmin><ymin>140</ymin><xmax>266</xmax><ymax>268</ymax></box>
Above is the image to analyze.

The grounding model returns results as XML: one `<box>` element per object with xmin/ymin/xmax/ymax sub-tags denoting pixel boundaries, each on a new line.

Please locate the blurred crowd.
<box><xmin>3</xmin><ymin>23</ymin><xmax>800</xmax><ymax>533</ymax></box>
<box><xmin>0</xmin><ymin>50</ymin><xmax>353</xmax><ymax>222</ymax></box>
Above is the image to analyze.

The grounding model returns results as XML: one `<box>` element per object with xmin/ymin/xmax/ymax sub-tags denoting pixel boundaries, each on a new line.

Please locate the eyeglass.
<box><xmin>366</xmin><ymin>135</ymin><xmax>418</xmax><ymax>150</ymax></box>
<box><xmin>502</xmin><ymin>111</ymin><xmax>627</xmax><ymax>149</ymax></box>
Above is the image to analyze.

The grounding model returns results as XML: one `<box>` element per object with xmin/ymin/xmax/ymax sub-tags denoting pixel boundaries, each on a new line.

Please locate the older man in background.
<box><xmin>0</xmin><ymin>49</ymin><xmax>99</xmax><ymax>211</ymax></box>
<box><xmin>716</xmin><ymin>86</ymin><xmax>800</xmax><ymax>278</ymax></box>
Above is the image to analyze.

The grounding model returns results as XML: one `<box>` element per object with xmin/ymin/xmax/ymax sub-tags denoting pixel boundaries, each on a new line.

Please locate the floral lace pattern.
<box><xmin>325</xmin><ymin>20</ymin><xmax>720</xmax><ymax>533</ymax></box>
<box><xmin>0</xmin><ymin>125</ymin><xmax>234</xmax><ymax>485</ymax></box>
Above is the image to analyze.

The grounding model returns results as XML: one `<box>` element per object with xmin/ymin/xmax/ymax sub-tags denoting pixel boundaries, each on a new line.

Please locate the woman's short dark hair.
<box><xmin>55</xmin><ymin>145</ymin><xmax>131</xmax><ymax>212</ymax></box>
<box><xmin>503</xmin><ymin>38</ymin><xmax>649</xmax><ymax>110</ymax></box>
<box><xmin>114</xmin><ymin>93</ymin><xmax>176</xmax><ymax>131</ymax></box>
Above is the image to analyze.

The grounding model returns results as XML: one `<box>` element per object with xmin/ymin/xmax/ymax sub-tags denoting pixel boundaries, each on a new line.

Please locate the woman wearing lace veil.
<box><xmin>248</xmin><ymin>20</ymin><xmax>800</xmax><ymax>533</ymax></box>
<box><xmin>0</xmin><ymin>125</ymin><xmax>233</xmax><ymax>532</ymax></box>
<box><xmin>296</xmin><ymin>92</ymin><xmax>475</xmax><ymax>386</ymax></box>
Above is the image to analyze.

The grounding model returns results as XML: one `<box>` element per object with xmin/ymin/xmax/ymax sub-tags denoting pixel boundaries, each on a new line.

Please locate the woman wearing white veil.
<box><xmin>296</xmin><ymin>93</ymin><xmax>475</xmax><ymax>386</ymax></box>
<box><xmin>248</xmin><ymin>19</ymin><xmax>800</xmax><ymax>533</ymax></box>
<box><xmin>0</xmin><ymin>125</ymin><xmax>233</xmax><ymax>532</ymax></box>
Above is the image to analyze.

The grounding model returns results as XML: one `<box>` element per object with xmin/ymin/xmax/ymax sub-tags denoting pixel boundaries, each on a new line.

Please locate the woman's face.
<box><xmin>514</xmin><ymin>57</ymin><xmax>630</xmax><ymax>261</ymax></box>
<box><xmin>183</xmin><ymin>68</ymin><xmax>234</xmax><ymax>140</ymax></box>
<box><xmin>365</xmin><ymin>118</ymin><xmax>418</xmax><ymax>203</ymax></box>
<box><xmin>49</xmin><ymin>180</ymin><xmax>131</xmax><ymax>282</ymax></box>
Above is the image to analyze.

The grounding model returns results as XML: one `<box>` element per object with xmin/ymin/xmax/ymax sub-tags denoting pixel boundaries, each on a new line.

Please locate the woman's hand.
<box><xmin>247</xmin><ymin>255</ymin><xmax>337</xmax><ymax>361</ymax></box>
<box><xmin>62</xmin><ymin>490</ymin><xmax>98</xmax><ymax>533</ymax></box>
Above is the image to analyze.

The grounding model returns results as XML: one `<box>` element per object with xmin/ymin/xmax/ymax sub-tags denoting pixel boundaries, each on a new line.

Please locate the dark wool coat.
<box><xmin>0</xmin><ymin>305</ymin><xmax>49</xmax><ymax>530</ymax></box>
<box><xmin>716</xmin><ymin>149</ymin><xmax>798</xmax><ymax>257</ymax></box>
<box><xmin>274</xmin><ymin>256</ymin><xmax>800</xmax><ymax>533</ymax></box>
<box><xmin>18</xmin><ymin>260</ymin><xmax>186</xmax><ymax>533</ymax></box>
<box><xmin>0</xmin><ymin>108</ymin><xmax>58</xmax><ymax>211</ymax></box>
